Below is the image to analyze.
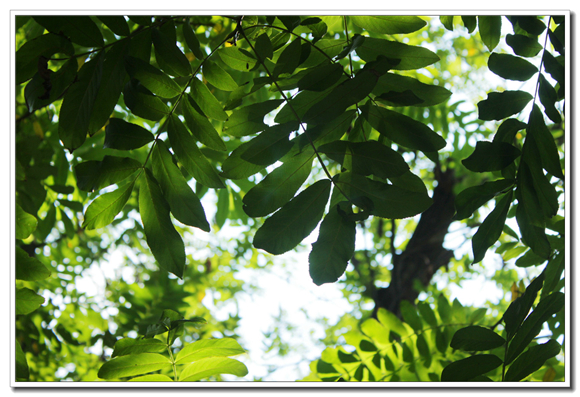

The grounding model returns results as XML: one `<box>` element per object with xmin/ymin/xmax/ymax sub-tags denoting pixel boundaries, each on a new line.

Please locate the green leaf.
<box><xmin>450</xmin><ymin>326</ymin><xmax>506</xmax><ymax>351</ymax></box>
<box><xmin>128</xmin><ymin>374</ymin><xmax>173</xmax><ymax>382</ymax></box>
<box><xmin>125</xmin><ymin>55</ymin><xmax>182</xmax><ymax>98</ymax></box>
<box><xmin>527</xmin><ymin>105</ymin><xmax>564</xmax><ymax>179</ymax></box>
<box><xmin>123</xmin><ymin>79</ymin><xmax>169</xmax><ymax>121</ymax></box>
<box><xmin>58</xmin><ymin>50</ymin><xmax>104</xmax><ymax>151</ymax></box>
<box><xmin>189</xmin><ymin>78</ymin><xmax>229</xmax><ymax>121</ymax></box>
<box><xmin>88</xmin><ymin>40</ymin><xmax>130</xmax><ymax>135</ymax></box>
<box><xmin>297</xmin><ymin>62</ymin><xmax>344</xmax><ymax>92</ymax></box>
<box><xmin>98</xmin><ymin>353</ymin><xmax>172</xmax><ymax>380</ymax></box>
<box><xmin>15</xmin><ymin>246</ymin><xmax>51</xmax><ymax>281</ymax></box>
<box><xmin>441</xmin><ymin>354</ymin><xmax>503</xmax><ymax>381</ymax></box>
<box><xmin>274</xmin><ymin>89</ymin><xmax>332</xmax><ymax>124</ymax></box>
<box><xmin>461</xmin><ymin>16</ymin><xmax>477</xmax><ymax>33</ymax></box>
<box><xmin>440</xmin><ymin>16</ymin><xmax>455</xmax><ymax>31</ymax></box>
<box><xmin>454</xmin><ymin>179</ymin><xmax>515</xmax><ymax>220</ymax></box>
<box><xmin>34</xmin><ymin>203</ymin><xmax>56</xmax><ymax>241</ymax></box>
<box><xmin>203</xmin><ymin>60</ymin><xmax>238</xmax><ymax>91</ymax></box>
<box><xmin>16</xmin><ymin>287</ymin><xmax>45</xmax><ymax>315</ymax></box>
<box><xmin>97</xmin><ymin>16</ymin><xmax>131</xmax><ymax>37</ymax></box>
<box><xmin>253</xmin><ymin>179</ymin><xmax>331</xmax><ymax>255</ymax></box>
<box><xmin>104</xmin><ymin>118</ymin><xmax>154</xmax><ymax>150</ymax></box>
<box><xmin>112</xmin><ymin>338</ymin><xmax>167</xmax><ymax>357</ymax></box>
<box><xmin>373</xmin><ymin>73</ymin><xmax>452</xmax><ymax>107</ymax></box>
<box><xmin>16</xmin><ymin>340</ymin><xmax>29</xmax><ymax>380</ymax></box>
<box><xmin>361</xmin><ymin>103</ymin><xmax>446</xmax><ymax>153</ymax></box>
<box><xmin>181</xmin><ymin>95</ymin><xmax>226</xmax><ymax>151</ymax></box>
<box><xmin>214</xmin><ymin>185</ymin><xmax>230</xmax><ymax>229</ymax></box>
<box><xmin>399</xmin><ymin>300</ymin><xmax>423</xmax><ymax>331</ymax></box>
<box><xmin>538</xmin><ymin>73</ymin><xmax>562</xmax><ymax>124</ymax></box>
<box><xmin>506</xmin><ymin>34</ymin><xmax>543</xmax><ymax>57</ymax></box>
<box><xmin>74</xmin><ymin>155</ymin><xmax>142</xmax><ymax>192</ymax></box>
<box><xmin>493</xmin><ymin>118</ymin><xmax>527</xmax><ymax>144</ymax></box>
<box><xmin>243</xmin><ymin>150</ymin><xmax>314</xmax><ymax>217</ymax></box>
<box><xmin>273</xmin><ymin>38</ymin><xmax>303</xmax><ymax>77</ymax></box>
<box><xmin>254</xmin><ymin>33</ymin><xmax>274</xmax><ymax>60</ymax></box>
<box><xmin>82</xmin><ymin>179</ymin><xmax>135</xmax><ymax>230</ymax></box>
<box><xmin>309</xmin><ymin>202</ymin><xmax>356</xmax><ymax>285</ymax></box>
<box><xmin>505</xmin><ymin>340</ymin><xmax>560</xmax><ymax>381</ymax></box>
<box><xmin>488</xmin><ymin>53</ymin><xmax>538</xmax><ymax>81</ymax></box>
<box><xmin>478</xmin><ymin>16</ymin><xmax>502</xmax><ymax>51</ymax></box>
<box><xmin>152</xmin><ymin>140</ymin><xmax>210</xmax><ymax>232</ymax></box>
<box><xmin>16</xmin><ymin>203</ymin><xmax>37</xmax><ymax>239</ymax></box>
<box><xmin>16</xmin><ymin>33</ymin><xmax>74</xmax><ymax>84</ymax></box>
<box><xmin>351</xmin><ymin>16</ymin><xmax>426</xmax><ymax>34</ymax></box>
<box><xmin>25</xmin><ymin>57</ymin><xmax>78</xmax><ymax>113</ymax></box>
<box><xmin>376</xmin><ymin>307</ymin><xmax>409</xmax><ymax>338</ymax></box>
<box><xmin>462</xmin><ymin>141</ymin><xmax>521</xmax><ymax>172</ymax></box>
<box><xmin>417</xmin><ymin>302</ymin><xmax>438</xmax><ymax>327</ymax></box>
<box><xmin>151</xmin><ymin>27</ymin><xmax>191</xmax><ymax>77</ymax></box>
<box><xmin>335</xmin><ymin>34</ymin><xmax>365</xmax><ymax>60</ymax></box>
<box><xmin>217</xmin><ymin>46</ymin><xmax>257</xmax><ymax>71</ymax></box>
<box><xmin>167</xmin><ymin>115</ymin><xmax>225</xmax><ymax>189</ymax></box>
<box><xmin>318</xmin><ymin>140</ymin><xmax>409</xmax><ymax>179</ymax></box>
<box><xmin>182</xmin><ymin>21</ymin><xmax>205</xmax><ymax>60</ymax></box>
<box><xmin>471</xmin><ymin>190</ymin><xmax>513</xmax><ymax>263</ymax></box>
<box><xmin>542</xmin><ymin>252</ymin><xmax>564</xmax><ymax>297</ymax></box>
<box><xmin>515</xmin><ymin>248</ymin><xmax>546</xmax><ymax>268</ymax></box>
<box><xmin>513</xmin><ymin>16</ymin><xmax>546</xmax><ymax>36</ymax></box>
<box><xmin>175</xmin><ymin>338</ymin><xmax>246</xmax><ymax>365</ymax></box>
<box><xmin>238</xmin><ymin>122</ymin><xmax>298</xmax><ymax>166</ymax></box>
<box><xmin>335</xmin><ymin>172</ymin><xmax>433</xmax><ymax>219</ymax></box>
<box><xmin>356</xmin><ymin>37</ymin><xmax>440</xmax><ymax>70</ymax></box>
<box><xmin>139</xmin><ymin>169</ymin><xmax>186</xmax><ymax>279</ymax></box>
<box><xmin>515</xmin><ymin>198</ymin><xmax>551</xmax><ymax>259</ymax></box>
<box><xmin>477</xmin><ymin>90</ymin><xmax>533</xmax><ymax>121</ymax></box>
<box><xmin>506</xmin><ymin>292</ymin><xmax>564</xmax><ymax>364</ymax></box>
<box><xmin>178</xmin><ymin>357</ymin><xmax>248</xmax><ymax>381</ymax></box>
<box><xmin>223</xmin><ymin>99</ymin><xmax>284</xmax><ymax>137</ymax></box>
<box><xmin>34</xmin><ymin>16</ymin><xmax>103</xmax><ymax>48</ymax></box>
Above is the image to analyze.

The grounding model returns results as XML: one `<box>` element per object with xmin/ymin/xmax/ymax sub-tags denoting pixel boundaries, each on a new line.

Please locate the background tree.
<box><xmin>13</xmin><ymin>13</ymin><xmax>566</xmax><ymax>383</ymax></box>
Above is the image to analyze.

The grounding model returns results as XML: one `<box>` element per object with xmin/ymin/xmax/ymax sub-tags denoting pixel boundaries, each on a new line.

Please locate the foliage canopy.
<box><xmin>13</xmin><ymin>13</ymin><xmax>567</xmax><ymax>384</ymax></box>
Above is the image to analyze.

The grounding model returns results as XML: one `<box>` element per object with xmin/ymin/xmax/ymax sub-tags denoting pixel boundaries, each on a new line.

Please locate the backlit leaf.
<box><xmin>478</xmin><ymin>16</ymin><xmax>502</xmax><ymax>51</ymax></box>
<box><xmin>97</xmin><ymin>16</ymin><xmax>130</xmax><ymax>36</ymax></box>
<box><xmin>15</xmin><ymin>246</ymin><xmax>51</xmax><ymax>281</ymax></box>
<box><xmin>178</xmin><ymin>357</ymin><xmax>248</xmax><ymax>381</ymax></box>
<box><xmin>351</xmin><ymin>15</ymin><xmax>426</xmax><ymax>34</ymax></box>
<box><xmin>488</xmin><ymin>53</ymin><xmax>538</xmax><ymax>81</ymax></box>
<box><xmin>167</xmin><ymin>115</ymin><xmax>225</xmax><ymax>189</ymax></box>
<box><xmin>83</xmin><ymin>179</ymin><xmax>135</xmax><ymax>230</ymax></box>
<box><xmin>112</xmin><ymin>338</ymin><xmax>167</xmax><ymax>357</ymax></box>
<box><xmin>125</xmin><ymin>55</ymin><xmax>182</xmax><ymax>98</ymax></box>
<box><xmin>506</xmin><ymin>34</ymin><xmax>543</xmax><ymax>57</ymax></box>
<box><xmin>373</xmin><ymin>73</ymin><xmax>452</xmax><ymax>107</ymax></box>
<box><xmin>16</xmin><ymin>203</ymin><xmax>38</xmax><ymax>239</ymax></box>
<box><xmin>356</xmin><ymin>37</ymin><xmax>440</xmax><ymax>70</ymax></box>
<box><xmin>189</xmin><ymin>78</ymin><xmax>229</xmax><ymax>121</ymax></box>
<box><xmin>123</xmin><ymin>79</ymin><xmax>169</xmax><ymax>121</ymax></box>
<box><xmin>75</xmin><ymin>156</ymin><xmax>142</xmax><ymax>193</ymax></box>
<box><xmin>239</xmin><ymin>122</ymin><xmax>298</xmax><ymax>165</ymax></box>
<box><xmin>273</xmin><ymin>38</ymin><xmax>303</xmax><ymax>77</ymax></box>
<box><xmin>441</xmin><ymin>354</ymin><xmax>503</xmax><ymax>381</ymax></box>
<box><xmin>16</xmin><ymin>288</ymin><xmax>45</xmax><ymax>315</ymax></box>
<box><xmin>152</xmin><ymin>140</ymin><xmax>210</xmax><ymax>232</ymax></box>
<box><xmin>203</xmin><ymin>60</ymin><xmax>238</xmax><ymax>91</ymax></box>
<box><xmin>223</xmin><ymin>99</ymin><xmax>284</xmax><ymax>137</ymax></box>
<box><xmin>182</xmin><ymin>21</ymin><xmax>205</xmax><ymax>60</ymax></box>
<box><xmin>16</xmin><ymin>33</ymin><xmax>74</xmax><ymax>84</ymax></box>
<box><xmin>253</xmin><ymin>179</ymin><xmax>331</xmax><ymax>255</ymax></box>
<box><xmin>97</xmin><ymin>353</ymin><xmax>172</xmax><ymax>380</ymax></box>
<box><xmin>151</xmin><ymin>27</ymin><xmax>191</xmax><ymax>77</ymax></box>
<box><xmin>218</xmin><ymin>46</ymin><xmax>257</xmax><ymax>71</ymax></box>
<box><xmin>309</xmin><ymin>202</ymin><xmax>356</xmax><ymax>285</ymax></box>
<box><xmin>139</xmin><ymin>169</ymin><xmax>186</xmax><ymax>278</ymax></box>
<box><xmin>538</xmin><ymin>73</ymin><xmax>562</xmax><ymax>124</ymax></box>
<box><xmin>181</xmin><ymin>95</ymin><xmax>226</xmax><ymax>151</ymax></box>
<box><xmin>175</xmin><ymin>338</ymin><xmax>246</xmax><ymax>365</ymax></box>
<box><xmin>297</xmin><ymin>62</ymin><xmax>344</xmax><ymax>92</ymax></box>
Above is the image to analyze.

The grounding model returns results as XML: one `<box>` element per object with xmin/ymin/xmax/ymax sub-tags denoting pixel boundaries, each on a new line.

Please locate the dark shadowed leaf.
<box><xmin>151</xmin><ymin>27</ymin><xmax>191</xmax><ymax>77</ymax></box>
<box><xmin>461</xmin><ymin>16</ymin><xmax>477</xmax><ymax>33</ymax></box>
<box><xmin>125</xmin><ymin>55</ymin><xmax>182</xmax><ymax>98</ymax></box>
<box><xmin>167</xmin><ymin>115</ymin><xmax>224</xmax><ymax>189</ymax></box>
<box><xmin>297</xmin><ymin>62</ymin><xmax>344</xmax><ymax>92</ymax></box>
<box><xmin>454</xmin><ymin>179</ymin><xmax>515</xmax><ymax>220</ymax></box>
<box><xmin>493</xmin><ymin>118</ymin><xmax>527</xmax><ymax>144</ymax></box>
<box><xmin>218</xmin><ymin>46</ymin><xmax>257</xmax><ymax>71</ymax></box>
<box><xmin>254</xmin><ymin>32</ymin><xmax>274</xmax><ymax>60</ymax></box>
<box><xmin>74</xmin><ymin>156</ymin><xmax>142</xmax><ymax>192</ymax></box>
<box><xmin>139</xmin><ymin>169</ymin><xmax>186</xmax><ymax>279</ymax></box>
<box><xmin>440</xmin><ymin>16</ymin><xmax>455</xmax><ymax>31</ymax></box>
<box><xmin>253</xmin><ymin>179</ymin><xmax>331</xmax><ymax>255</ymax></box>
<box><xmin>506</xmin><ymin>292</ymin><xmax>564</xmax><ymax>364</ymax></box>
<box><xmin>542</xmin><ymin>252</ymin><xmax>565</xmax><ymax>297</ymax></box>
<box><xmin>361</xmin><ymin>103</ymin><xmax>446</xmax><ymax>153</ymax></box>
<box><xmin>471</xmin><ymin>190</ymin><xmax>512</xmax><ymax>263</ymax></box>
<box><xmin>527</xmin><ymin>105</ymin><xmax>564</xmax><ymax>179</ymax></box>
<box><xmin>515</xmin><ymin>198</ymin><xmax>551</xmax><ymax>259</ymax></box>
<box><xmin>152</xmin><ymin>140</ymin><xmax>210</xmax><ymax>232</ymax></box>
<box><xmin>462</xmin><ymin>141</ymin><xmax>521</xmax><ymax>172</ymax></box>
<box><xmin>373</xmin><ymin>73</ymin><xmax>452</xmax><ymax>107</ymax></box>
<box><xmin>203</xmin><ymin>60</ymin><xmax>238</xmax><ymax>91</ymax></box>
<box><xmin>181</xmin><ymin>95</ymin><xmax>227</xmax><ymax>151</ymax></box>
<box><xmin>309</xmin><ymin>202</ymin><xmax>356</xmax><ymax>285</ymax></box>
<box><xmin>356</xmin><ymin>37</ymin><xmax>439</xmax><ymax>70</ymax></box>
<box><xmin>58</xmin><ymin>50</ymin><xmax>104</xmax><ymax>151</ymax></box>
<box><xmin>538</xmin><ymin>73</ymin><xmax>562</xmax><ymax>124</ymax></box>
<box><xmin>399</xmin><ymin>300</ymin><xmax>423</xmax><ymax>331</ymax></box>
<box><xmin>16</xmin><ymin>33</ymin><xmax>75</xmax><ymax>85</ymax></box>
<box><xmin>97</xmin><ymin>16</ymin><xmax>131</xmax><ymax>36</ymax></box>
<box><xmin>488</xmin><ymin>53</ymin><xmax>538</xmax><ymax>81</ymax></box>
<box><xmin>273</xmin><ymin>38</ymin><xmax>303</xmax><ymax>77</ymax></box>
<box><xmin>505</xmin><ymin>340</ymin><xmax>560</xmax><ymax>381</ymax></box>
<box><xmin>104</xmin><ymin>118</ymin><xmax>154</xmax><ymax>150</ymax></box>
<box><xmin>478</xmin><ymin>16</ymin><xmax>502</xmax><ymax>51</ymax></box>
<box><xmin>477</xmin><ymin>90</ymin><xmax>533</xmax><ymax>121</ymax></box>
<box><xmin>274</xmin><ymin>89</ymin><xmax>332</xmax><ymax>124</ymax></box>
<box><xmin>182</xmin><ymin>21</ymin><xmax>205</xmax><ymax>60</ymax></box>
<box><xmin>34</xmin><ymin>16</ymin><xmax>104</xmax><ymax>48</ymax></box>
<box><xmin>506</xmin><ymin>34</ymin><xmax>543</xmax><ymax>57</ymax></box>
<box><xmin>123</xmin><ymin>79</ymin><xmax>169</xmax><ymax>121</ymax></box>
<box><xmin>503</xmin><ymin>275</ymin><xmax>544</xmax><ymax>342</ymax></box>
<box><xmin>351</xmin><ymin>16</ymin><xmax>426</xmax><ymax>34</ymax></box>
<box><xmin>318</xmin><ymin>140</ymin><xmax>409</xmax><ymax>179</ymax></box>
<box><xmin>24</xmin><ymin>57</ymin><xmax>78</xmax><ymax>112</ymax></box>
<box><xmin>441</xmin><ymin>354</ymin><xmax>503</xmax><ymax>381</ymax></box>
<box><xmin>16</xmin><ymin>246</ymin><xmax>51</xmax><ymax>281</ymax></box>
<box><xmin>239</xmin><ymin>122</ymin><xmax>299</xmax><ymax>166</ymax></box>
<box><xmin>451</xmin><ymin>326</ymin><xmax>506</xmax><ymax>351</ymax></box>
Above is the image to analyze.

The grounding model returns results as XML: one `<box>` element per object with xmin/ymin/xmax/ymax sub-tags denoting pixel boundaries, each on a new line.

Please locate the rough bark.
<box><xmin>372</xmin><ymin>165</ymin><xmax>456</xmax><ymax>318</ymax></box>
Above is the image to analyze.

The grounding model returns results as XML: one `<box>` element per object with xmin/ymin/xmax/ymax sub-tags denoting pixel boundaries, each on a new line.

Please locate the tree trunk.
<box><xmin>372</xmin><ymin>165</ymin><xmax>456</xmax><ymax>318</ymax></box>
